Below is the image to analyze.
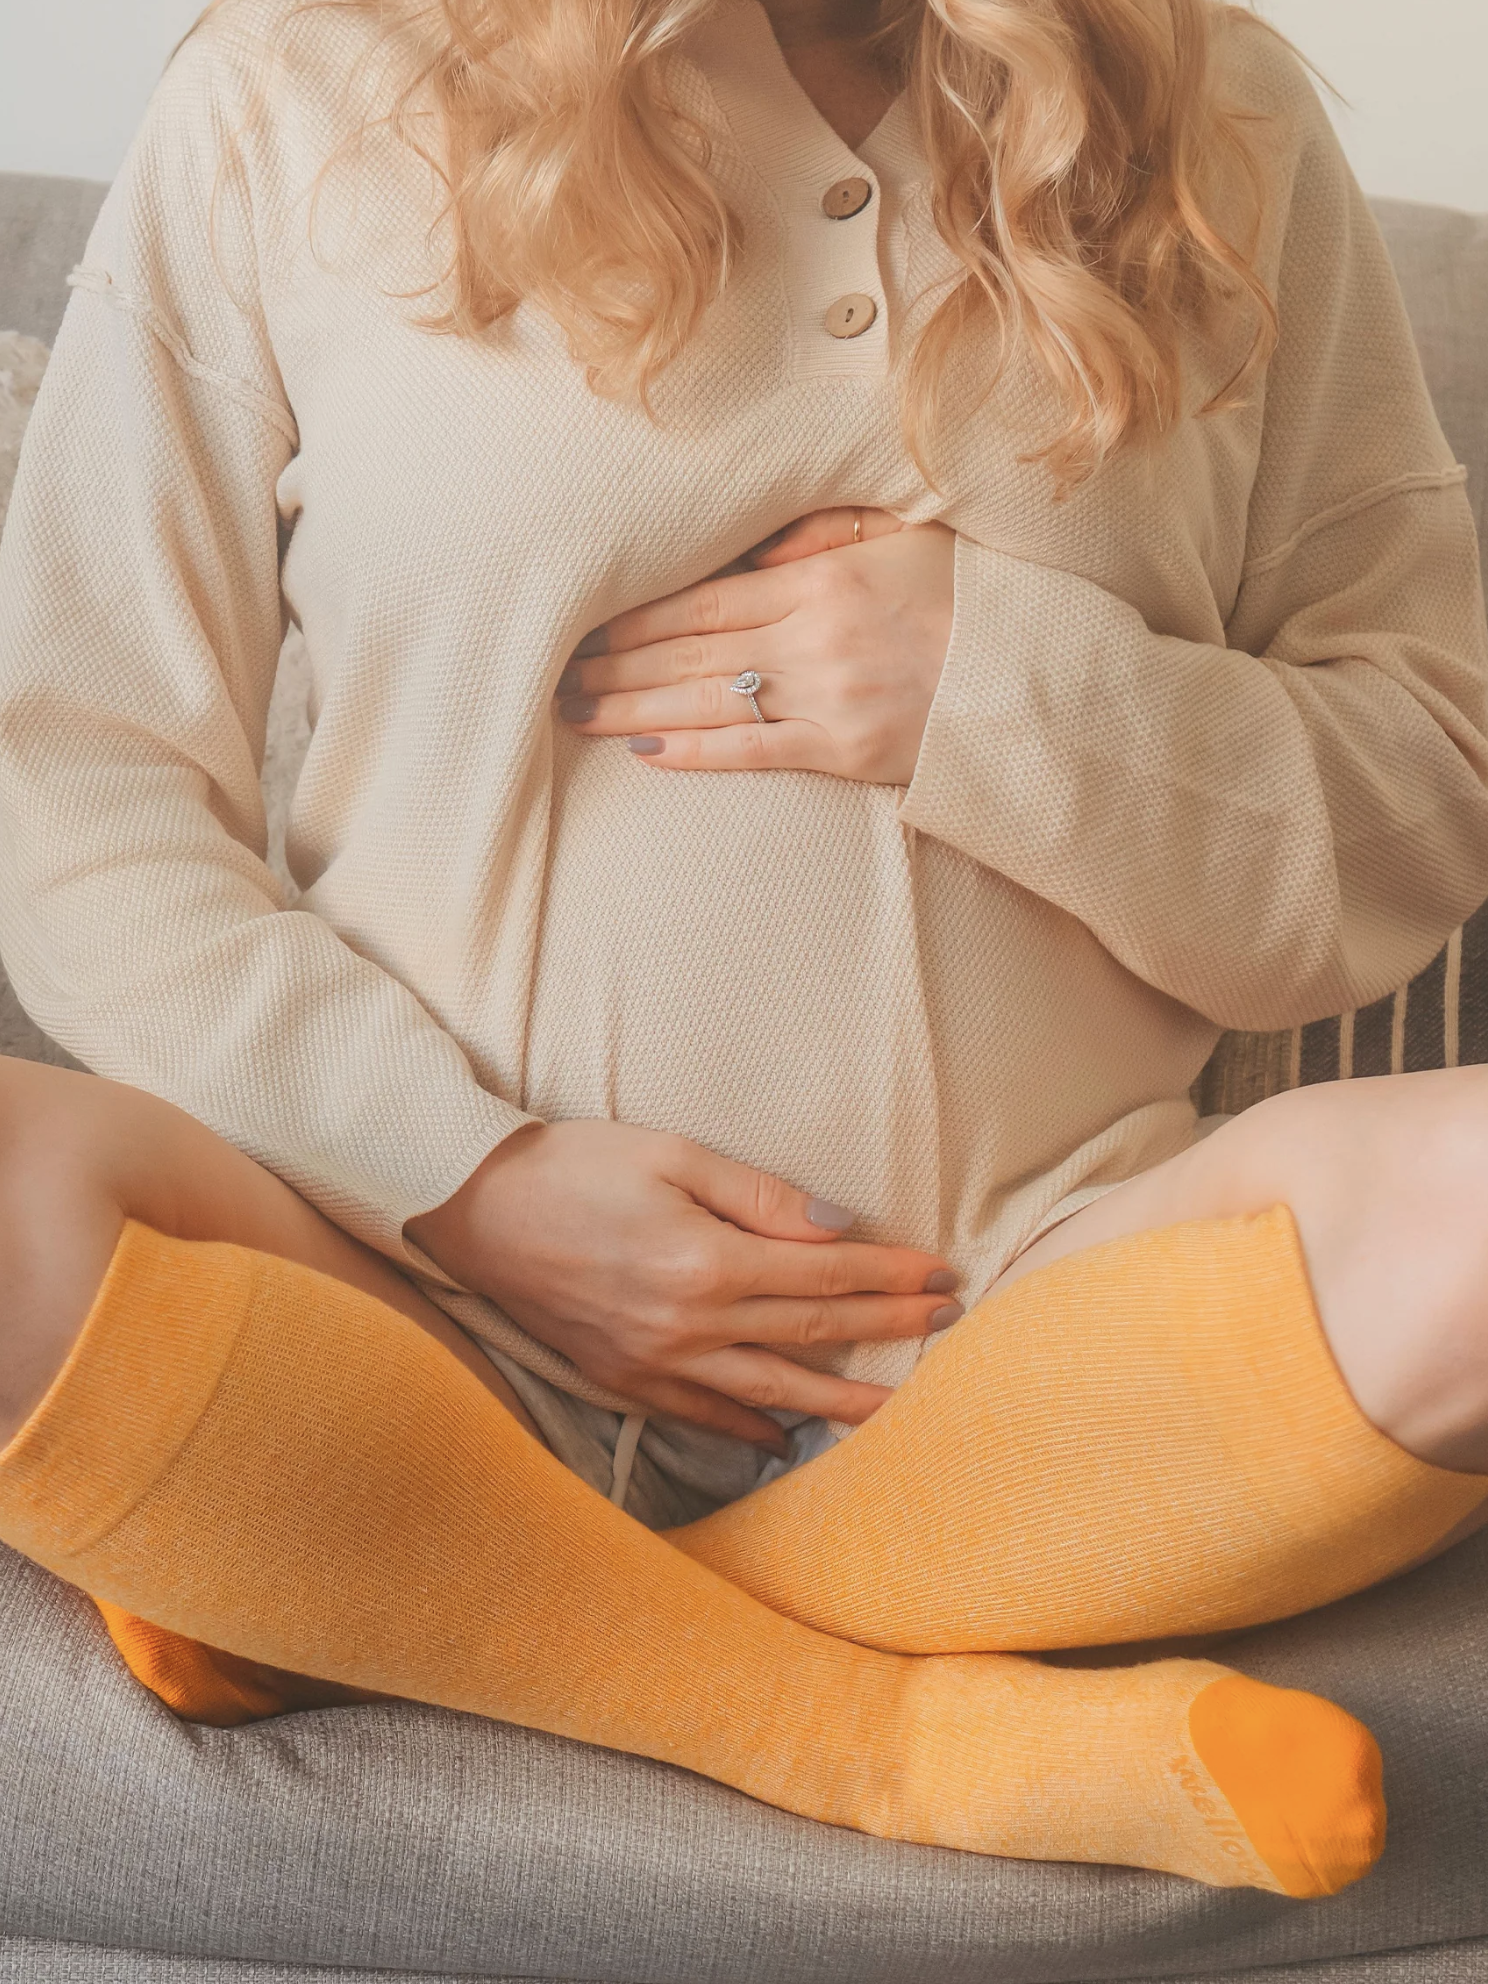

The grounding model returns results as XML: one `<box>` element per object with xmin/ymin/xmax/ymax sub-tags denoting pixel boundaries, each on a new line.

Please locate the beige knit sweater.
<box><xmin>1</xmin><ymin>0</ymin><xmax>1485</xmax><ymax>1411</ymax></box>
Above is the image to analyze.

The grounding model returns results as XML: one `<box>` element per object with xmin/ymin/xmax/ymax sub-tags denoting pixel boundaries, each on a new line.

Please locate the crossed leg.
<box><xmin>0</xmin><ymin>1057</ymin><xmax>543</xmax><ymax>1448</ymax></box>
<box><xmin>1</xmin><ymin>1057</ymin><xmax>1484</xmax><ymax>1898</ymax></box>
<box><xmin>671</xmin><ymin>1069</ymin><xmax>1488</xmax><ymax>1652</ymax></box>
<box><xmin>1000</xmin><ymin>1066</ymin><xmax>1488</xmax><ymax>1475</ymax></box>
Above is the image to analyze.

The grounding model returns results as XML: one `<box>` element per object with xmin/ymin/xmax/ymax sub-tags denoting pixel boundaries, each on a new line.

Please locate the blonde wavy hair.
<box><xmin>199</xmin><ymin>0</ymin><xmax>1280</xmax><ymax>488</ymax></box>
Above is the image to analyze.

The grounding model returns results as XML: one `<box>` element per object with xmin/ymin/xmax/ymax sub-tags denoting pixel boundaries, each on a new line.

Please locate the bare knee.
<box><xmin>0</xmin><ymin>1059</ymin><xmax>127</xmax><ymax>1448</ymax></box>
<box><xmin>998</xmin><ymin>1067</ymin><xmax>1488</xmax><ymax>1475</ymax></box>
<box><xmin>0</xmin><ymin>1057</ymin><xmax>547</xmax><ymax>1450</ymax></box>
<box><xmin>1235</xmin><ymin>1071</ymin><xmax>1488</xmax><ymax>1474</ymax></box>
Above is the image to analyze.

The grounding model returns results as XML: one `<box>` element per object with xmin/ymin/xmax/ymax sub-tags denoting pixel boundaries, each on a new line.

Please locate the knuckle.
<box><xmin>738</xmin><ymin>1368</ymin><xmax>793</xmax><ymax>1412</ymax></box>
<box><xmin>702</xmin><ymin>675</ymin><xmax>735</xmax><ymax>720</ymax></box>
<box><xmin>813</xmin><ymin>1252</ymin><xmax>855</xmax><ymax>1297</ymax></box>
<box><xmin>677</xmin><ymin>639</ymin><xmax>713</xmax><ymax>682</ymax></box>
<box><xmin>830</xmin><ymin>660</ymin><xmax>867</xmax><ymax>705</ymax></box>
<box><xmin>794</xmin><ymin>1300</ymin><xmax>838</xmax><ymax>1346</ymax></box>
<box><xmin>666</xmin><ymin>1240</ymin><xmax>720</xmax><ymax>1303</ymax></box>
<box><xmin>741</xmin><ymin>1167</ymin><xmax>784</xmax><ymax>1224</ymax></box>
<box><xmin>687</xmin><ymin>583</ymin><xmax>724</xmax><ymax>635</ymax></box>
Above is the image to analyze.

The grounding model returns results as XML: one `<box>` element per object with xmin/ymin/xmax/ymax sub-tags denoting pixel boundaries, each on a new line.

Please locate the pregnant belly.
<box><xmin>522</xmin><ymin>731</ymin><xmax>942</xmax><ymax>1244</ymax></box>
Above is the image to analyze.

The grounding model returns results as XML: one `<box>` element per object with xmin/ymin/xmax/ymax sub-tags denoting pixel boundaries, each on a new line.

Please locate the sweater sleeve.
<box><xmin>0</xmin><ymin>24</ymin><xmax>531</xmax><ymax>1259</ymax></box>
<box><xmin>899</xmin><ymin>46</ymin><xmax>1488</xmax><ymax>1035</ymax></box>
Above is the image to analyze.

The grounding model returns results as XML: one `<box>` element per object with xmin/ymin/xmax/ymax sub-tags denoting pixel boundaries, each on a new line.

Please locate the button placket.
<box><xmin>676</xmin><ymin>0</ymin><xmax>893</xmax><ymax>378</ymax></box>
<box><xmin>806</xmin><ymin>165</ymin><xmax>885</xmax><ymax>371</ymax></box>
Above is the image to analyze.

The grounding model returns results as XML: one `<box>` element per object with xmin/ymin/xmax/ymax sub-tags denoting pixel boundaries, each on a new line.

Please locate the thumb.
<box><xmin>667</xmin><ymin>1143</ymin><xmax>857</xmax><ymax>1243</ymax></box>
<box><xmin>749</xmin><ymin>507</ymin><xmax>906</xmax><ymax>567</ymax></box>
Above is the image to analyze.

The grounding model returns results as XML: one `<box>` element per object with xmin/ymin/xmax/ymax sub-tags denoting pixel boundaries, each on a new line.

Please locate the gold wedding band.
<box><xmin>853</xmin><ymin>509</ymin><xmax>863</xmax><ymax>544</ymax></box>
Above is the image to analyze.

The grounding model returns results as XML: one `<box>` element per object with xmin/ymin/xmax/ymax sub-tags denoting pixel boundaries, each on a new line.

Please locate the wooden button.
<box><xmin>824</xmin><ymin>293</ymin><xmax>878</xmax><ymax>339</ymax></box>
<box><xmin>822</xmin><ymin>176</ymin><xmax>873</xmax><ymax>221</ymax></box>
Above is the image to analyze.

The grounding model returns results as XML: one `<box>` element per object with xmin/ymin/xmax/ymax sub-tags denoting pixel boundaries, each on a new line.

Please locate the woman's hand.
<box><xmin>557</xmin><ymin>509</ymin><xmax>953</xmax><ymax>786</ymax></box>
<box><xmin>406</xmin><ymin>1120</ymin><xmax>962</xmax><ymax>1449</ymax></box>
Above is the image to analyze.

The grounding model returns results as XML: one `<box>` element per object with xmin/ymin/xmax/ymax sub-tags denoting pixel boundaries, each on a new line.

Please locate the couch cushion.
<box><xmin>1372</xmin><ymin>199</ymin><xmax>1488</xmax><ymax>551</ymax></box>
<box><xmin>4</xmin><ymin>1530</ymin><xmax>1488</xmax><ymax>1984</ymax></box>
<box><xmin>5</xmin><ymin>1940</ymin><xmax>1488</xmax><ymax>1984</ymax></box>
<box><xmin>1195</xmin><ymin>896</ymin><xmax>1488</xmax><ymax>1116</ymax></box>
<box><xmin>2</xmin><ymin>1949</ymin><xmax>559</xmax><ymax>1984</ymax></box>
<box><xmin>0</xmin><ymin>331</ymin><xmax>47</xmax><ymax>541</ymax></box>
<box><xmin>0</xmin><ymin>173</ymin><xmax>108</xmax><ymax>347</ymax></box>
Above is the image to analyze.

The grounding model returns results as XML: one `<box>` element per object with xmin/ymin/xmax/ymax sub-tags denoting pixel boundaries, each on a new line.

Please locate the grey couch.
<box><xmin>3</xmin><ymin>167</ymin><xmax>1488</xmax><ymax>1984</ymax></box>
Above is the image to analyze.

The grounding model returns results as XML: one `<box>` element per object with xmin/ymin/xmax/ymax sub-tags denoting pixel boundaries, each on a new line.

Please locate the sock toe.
<box><xmin>1188</xmin><ymin>1674</ymin><xmax>1385</xmax><ymax>1898</ymax></box>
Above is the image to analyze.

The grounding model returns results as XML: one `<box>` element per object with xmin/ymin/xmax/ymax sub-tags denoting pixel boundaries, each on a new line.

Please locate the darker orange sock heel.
<box><xmin>1188</xmin><ymin>1674</ymin><xmax>1385</xmax><ymax>1897</ymax></box>
<box><xmin>95</xmin><ymin>1600</ymin><xmax>384</xmax><ymax>1727</ymax></box>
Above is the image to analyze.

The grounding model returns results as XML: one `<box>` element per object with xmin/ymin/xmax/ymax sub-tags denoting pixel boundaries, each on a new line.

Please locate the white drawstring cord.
<box><xmin>608</xmin><ymin>1412</ymin><xmax>646</xmax><ymax>1511</ymax></box>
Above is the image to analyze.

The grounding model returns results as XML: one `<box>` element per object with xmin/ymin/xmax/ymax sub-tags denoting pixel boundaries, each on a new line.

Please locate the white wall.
<box><xmin>1261</xmin><ymin>0</ymin><xmax>1488</xmax><ymax>212</ymax></box>
<box><xmin>1</xmin><ymin>0</ymin><xmax>1486</xmax><ymax>211</ymax></box>
<box><xmin>0</xmin><ymin>0</ymin><xmax>205</xmax><ymax>186</ymax></box>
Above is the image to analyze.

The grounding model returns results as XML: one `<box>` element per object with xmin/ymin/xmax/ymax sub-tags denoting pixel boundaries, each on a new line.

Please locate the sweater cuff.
<box><xmin>902</xmin><ymin>534</ymin><xmax>1114</xmax><ymax>872</ymax></box>
<box><xmin>303</xmin><ymin>1076</ymin><xmax>537</xmax><ymax>1285</ymax></box>
<box><xmin>907</xmin><ymin>527</ymin><xmax>1180</xmax><ymax>867</ymax></box>
<box><xmin>381</xmin><ymin>1093</ymin><xmax>537</xmax><ymax>1287</ymax></box>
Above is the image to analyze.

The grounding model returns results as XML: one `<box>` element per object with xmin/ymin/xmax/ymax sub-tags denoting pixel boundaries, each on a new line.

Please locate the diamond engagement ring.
<box><xmin>729</xmin><ymin>669</ymin><xmax>766</xmax><ymax>724</ymax></box>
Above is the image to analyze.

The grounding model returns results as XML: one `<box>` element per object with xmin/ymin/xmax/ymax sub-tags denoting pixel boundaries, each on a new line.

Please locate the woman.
<box><xmin>0</xmin><ymin>0</ymin><xmax>1486</xmax><ymax>1897</ymax></box>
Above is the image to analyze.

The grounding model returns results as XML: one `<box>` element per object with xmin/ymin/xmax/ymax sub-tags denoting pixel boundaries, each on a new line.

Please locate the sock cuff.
<box><xmin>1170</xmin><ymin>1205</ymin><xmax>1487</xmax><ymax>1583</ymax></box>
<box><xmin>0</xmin><ymin>1221</ymin><xmax>256</xmax><ymax>1567</ymax></box>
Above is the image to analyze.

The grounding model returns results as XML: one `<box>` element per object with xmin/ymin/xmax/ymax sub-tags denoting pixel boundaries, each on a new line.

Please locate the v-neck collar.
<box><xmin>679</xmin><ymin>0</ymin><xmax>940</xmax><ymax>382</ymax></box>
<box><xmin>684</xmin><ymin>0</ymin><xmax>911</xmax><ymax>186</ymax></box>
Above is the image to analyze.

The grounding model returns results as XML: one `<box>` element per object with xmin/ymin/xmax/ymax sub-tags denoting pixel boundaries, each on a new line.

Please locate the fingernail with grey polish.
<box><xmin>574</xmin><ymin>628</ymin><xmax>609</xmax><ymax>659</ymax></box>
<box><xmin>924</xmin><ymin>1268</ymin><xmax>959</xmax><ymax>1294</ymax></box>
<box><xmin>929</xmin><ymin>1302</ymin><xmax>964</xmax><ymax>1332</ymax></box>
<box><xmin>560</xmin><ymin>696</ymin><xmax>597</xmax><ymax>725</ymax></box>
<box><xmin>556</xmin><ymin>665</ymin><xmax>583</xmax><ymax>698</ymax></box>
<box><xmin>627</xmin><ymin>736</ymin><xmax>666</xmax><ymax>756</ymax></box>
<box><xmin>806</xmin><ymin>1197</ymin><xmax>856</xmax><ymax>1232</ymax></box>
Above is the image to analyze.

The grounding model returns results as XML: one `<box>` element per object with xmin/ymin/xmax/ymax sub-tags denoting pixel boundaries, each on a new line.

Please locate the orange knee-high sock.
<box><xmin>0</xmin><ymin>1221</ymin><xmax>1399</xmax><ymax>1896</ymax></box>
<box><xmin>671</xmin><ymin>1208</ymin><xmax>1486</xmax><ymax>1654</ymax></box>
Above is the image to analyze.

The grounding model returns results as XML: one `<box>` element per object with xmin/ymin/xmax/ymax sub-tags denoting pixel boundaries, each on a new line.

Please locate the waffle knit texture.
<box><xmin>7</xmin><ymin>1213</ymin><xmax>1476</xmax><ymax>1893</ymax></box>
<box><xmin>0</xmin><ymin>1</ymin><xmax>1485</xmax><ymax>1415</ymax></box>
